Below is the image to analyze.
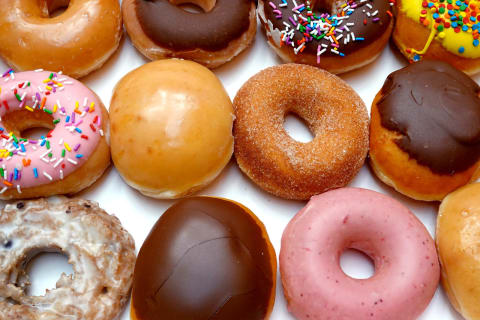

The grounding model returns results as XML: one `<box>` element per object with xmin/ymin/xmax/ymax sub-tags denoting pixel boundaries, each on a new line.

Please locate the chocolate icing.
<box><xmin>377</xmin><ymin>60</ymin><xmax>480</xmax><ymax>175</ymax></box>
<box><xmin>263</xmin><ymin>0</ymin><xmax>391</xmax><ymax>57</ymax></box>
<box><xmin>134</xmin><ymin>0</ymin><xmax>254</xmax><ymax>51</ymax></box>
<box><xmin>132</xmin><ymin>197</ymin><xmax>275</xmax><ymax>320</ymax></box>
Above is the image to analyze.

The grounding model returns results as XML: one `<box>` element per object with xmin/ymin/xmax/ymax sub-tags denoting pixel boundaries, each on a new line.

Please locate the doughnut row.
<box><xmin>0</xmin><ymin>1</ymin><xmax>479</xmax><ymax>320</ymax></box>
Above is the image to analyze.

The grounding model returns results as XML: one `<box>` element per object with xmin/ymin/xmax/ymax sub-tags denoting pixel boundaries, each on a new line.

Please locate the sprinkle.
<box><xmin>16</xmin><ymin>185</ymin><xmax>21</xmax><ymax>194</ymax></box>
<box><xmin>67</xmin><ymin>158</ymin><xmax>78</xmax><ymax>165</ymax></box>
<box><xmin>0</xmin><ymin>187</ymin><xmax>7</xmax><ymax>194</ymax></box>
<box><xmin>43</xmin><ymin>171</ymin><xmax>53</xmax><ymax>180</ymax></box>
<box><xmin>64</xmin><ymin>142</ymin><xmax>71</xmax><ymax>151</ymax></box>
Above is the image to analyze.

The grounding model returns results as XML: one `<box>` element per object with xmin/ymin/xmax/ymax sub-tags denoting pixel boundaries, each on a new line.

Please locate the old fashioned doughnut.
<box><xmin>437</xmin><ymin>182</ymin><xmax>480</xmax><ymax>320</ymax></box>
<box><xmin>131</xmin><ymin>197</ymin><xmax>276</xmax><ymax>320</ymax></box>
<box><xmin>233</xmin><ymin>64</ymin><xmax>369</xmax><ymax>200</ymax></box>
<box><xmin>395</xmin><ymin>0</ymin><xmax>480</xmax><ymax>74</ymax></box>
<box><xmin>0</xmin><ymin>197</ymin><xmax>136</xmax><ymax>319</ymax></box>
<box><xmin>258</xmin><ymin>0</ymin><xmax>394</xmax><ymax>74</ymax></box>
<box><xmin>122</xmin><ymin>0</ymin><xmax>257</xmax><ymax>68</ymax></box>
<box><xmin>370</xmin><ymin>60</ymin><xmax>480</xmax><ymax>201</ymax></box>
<box><xmin>280</xmin><ymin>188</ymin><xmax>440</xmax><ymax>320</ymax></box>
<box><xmin>110</xmin><ymin>60</ymin><xmax>233</xmax><ymax>199</ymax></box>
<box><xmin>0</xmin><ymin>0</ymin><xmax>122</xmax><ymax>78</ymax></box>
<box><xmin>0</xmin><ymin>70</ymin><xmax>110</xmax><ymax>200</ymax></box>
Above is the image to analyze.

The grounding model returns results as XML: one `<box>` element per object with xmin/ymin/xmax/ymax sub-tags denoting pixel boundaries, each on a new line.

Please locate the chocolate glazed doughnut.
<box><xmin>369</xmin><ymin>60</ymin><xmax>480</xmax><ymax>201</ymax></box>
<box><xmin>122</xmin><ymin>0</ymin><xmax>257</xmax><ymax>68</ymax></box>
<box><xmin>258</xmin><ymin>0</ymin><xmax>394</xmax><ymax>73</ymax></box>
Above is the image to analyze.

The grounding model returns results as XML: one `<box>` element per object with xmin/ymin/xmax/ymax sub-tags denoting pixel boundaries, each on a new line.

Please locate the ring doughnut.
<box><xmin>0</xmin><ymin>70</ymin><xmax>110</xmax><ymax>200</ymax></box>
<box><xmin>0</xmin><ymin>0</ymin><xmax>122</xmax><ymax>78</ymax></box>
<box><xmin>0</xmin><ymin>197</ymin><xmax>136</xmax><ymax>319</ymax></box>
<box><xmin>280</xmin><ymin>188</ymin><xmax>440</xmax><ymax>320</ymax></box>
<box><xmin>258</xmin><ymin>0</ymin><xmax>394</xmax><ymax>74</ymax></box>
<box><xmin>122</xmin><ymin>0</ymin><xmax>257</xmax><ymax>68</ymax></box>
<box><xmin>233</xmin><ymin>64</ymin><xmax>369</xmax><ymax>200</ymax></box>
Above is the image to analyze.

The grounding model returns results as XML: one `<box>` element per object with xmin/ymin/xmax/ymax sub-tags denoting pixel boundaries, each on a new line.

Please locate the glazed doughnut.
<box><xmin>369</xmin><ymin>60</ymin><xmax>480</xmax><ymax>201</ymax></box>
<box><xmin>394</xmin><ymin>0</ymin><xmax>480</xmax><ymax>74</ymax></box>
<box><xmin>280</xmin><ymin>187</ymin><xmax>440</xmax><ymax>320</ymax></box>
<box><xmin>258</xmin><ymin>0</ymin><xmax>394</xmax><ymax>74</ymax></box>
<box><xmin>0</xmin><ymin>0</ymin><xmax>122</xmax><ymax>78</ymax></box>
<box><xmin>233</xmin><ymin>64</ymin><xmax>369</xmax><ymax>200</ymax></box>
<box><xmin>437</xmin><ymin>183</ymin><xmax>480</xmax><ymax>320</ymax></box>
<box><xmin>131</xmin><ymin>197</ymin><xmax>276</xmax><ymax>320</ymax></box>
<box><xmin>122</xmin><ymin>0</ymin><xmax>257</xmax><ymax>68</ymax></box>
<box><xmin>110</xmin><ymin>59</ymin><xmax>233</xmax><ymax>199</ymax></box>
<box><xmin>0</xmin><ymin>70</ymin><xmax>110</xmax><ymax>200</ymax></box>
<box><xmin>0</xmin><ymin>197</ymin><xmax>136</xmax><ymax>319</ymax></box>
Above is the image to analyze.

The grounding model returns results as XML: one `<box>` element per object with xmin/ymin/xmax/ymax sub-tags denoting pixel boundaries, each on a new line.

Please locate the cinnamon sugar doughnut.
<box><xmin>233</xmin><ymin>64</ymin><xmax>369</xmax><ymax>200</ymax></box>
<box><xmin>0</xmin><ymin>197</ymin><xmax>136</xmax><ymax>319</ymax></box>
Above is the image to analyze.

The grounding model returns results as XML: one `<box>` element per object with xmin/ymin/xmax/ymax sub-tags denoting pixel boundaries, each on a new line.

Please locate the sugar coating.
<box><xmin>233</xmin><ymin>63</ymin><xmax>369</xmax><ymax>200</ymax></box>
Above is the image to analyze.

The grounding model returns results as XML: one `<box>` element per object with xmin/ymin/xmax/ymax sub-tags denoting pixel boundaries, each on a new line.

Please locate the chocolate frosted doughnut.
<box><xmin>258</xmin><ymin>0</ymin><xmax>394</xmax><ymax>73</ymax></box>
<box><xmin>122</xmin><ymin>0</ymin><xmax>257</xmax><ymax>68</ymax></box>
<box><xmin>0</xmin><ymin>197</ymin><xmax>136</xmax><ymax>319</ymax></box>
<box><xmin>131</xmin><ymin>197</ymin><xmax>276</xmax><ymax>320</ymax></box>
<box><xmin>370</xmin><ymin>60</ymin><xmax>480</xmax><ymax>201</ymax></box>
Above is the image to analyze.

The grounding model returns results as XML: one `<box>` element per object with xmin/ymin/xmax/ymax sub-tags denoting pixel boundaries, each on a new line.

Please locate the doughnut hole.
<box><xmin>1</xmin><ymin>109</ymin><xmax>54</xmax><ymax>140</ymax></box>
<box><xmin>39</xmin><ymin>0</ymin><xmax>71</xmax><ymax>18</ymax></box>
<box><xmin>340</xmin><ymin>248</ymin><xmax>375</xmax><ymax>280</ymax></box>
<box><xmin>23</xmin><ymin>249</ymin><xmax>74</xmax><ymax>297</ymax></box>
<box><xmin>170</xmin><ymin>0</ymin><xmax>216</xmax><ymax>12</ymax></box>
<box><xmin>310</xmin><ymin>0</ymin><xmax>343</xmax><ymax>15</ymax></box>
<box><xmin>283</xmin><ymin>112</ymin><xmax>314</xmax><ymax>143</ymax></box>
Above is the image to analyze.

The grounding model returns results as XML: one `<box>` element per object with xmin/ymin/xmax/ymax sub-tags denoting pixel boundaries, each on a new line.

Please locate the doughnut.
<box><xmin>110</xmin><ymin>60</ymin><xmax>233</xmax><ymax>199</ymax></box>
<box><xmin>258</xmin><ymin>0</ymin><xmax>394</xmax><ymax>74</ymax></box>
<box><xmin>0</xmin><ymin>70</ymin><xmax>110</xmax><ymax>200</ymax></box>
<box><xmin>0</xmin><ymin>197</ymin><xmax>136</xmax><ymax>319</ymax></box>
<box><xmin>131</xmin><ymin>196</ymin><xmax>276</xmax><ymax>320</ymax></box>
<box><xmin>437</xmin><ymin>182</ymin><xmax>480</xmax><ymax>320</ymax></box>
<box><xmin>394</xmin><ymin>0</ymin><xmax>480</xmax><ymax>74</ymax></box>
<box><xmin>369</xmin><ymin>60</ymin><xmax>480</xmax><ymax>201</ymax></box>
<box><xmin>233</xmin><ymin>64</ymin><xmax>369</xmax><ymax>200</ymax></box>
<box><xmin>280</xmin><ymin>187</ymin><xmax>440</xmax><ymax>320</ymax></box>
<box><xmin>122</xmin><ymin>0</ymin><xmax>257</xmax><ymax>68</ymax></box>
<box><xmin>0</xmin><ymin>0</ymin><xmax>122</xmax><ymax>79</ymax></box>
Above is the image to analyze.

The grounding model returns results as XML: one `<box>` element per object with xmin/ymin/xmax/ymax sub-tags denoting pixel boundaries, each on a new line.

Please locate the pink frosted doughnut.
<box><xmin>280</xmin><ymin>188</ymin><xmax>440</xmax><ymax>320</ymax></box>
<box><xmin>0</xmin><ymin>70</ymin><xmax>110</xmax><ymax>199</ymax></box>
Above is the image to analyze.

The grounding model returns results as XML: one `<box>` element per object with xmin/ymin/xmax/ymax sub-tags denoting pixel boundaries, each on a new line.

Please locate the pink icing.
<box><xmin>280</xmin><ymin>188</ymin><xmax>440</xmax><ymax>320</ymax></box>
<box><xmin>0</xmin><ymin>70</ymin><xmax>102</xmax><ymax>194</ymax></box>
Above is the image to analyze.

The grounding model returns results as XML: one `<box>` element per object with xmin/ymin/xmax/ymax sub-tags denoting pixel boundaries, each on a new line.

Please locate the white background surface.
<box><xmin>18</xmin><ymin>12</ymin><xmax>469</xmax><ymax>320</ymax></box>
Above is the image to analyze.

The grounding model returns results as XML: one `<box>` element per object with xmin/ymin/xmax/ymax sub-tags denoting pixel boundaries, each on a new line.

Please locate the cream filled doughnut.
<box><xmin>280</xmin><ymin>188</ymin><xmax>440</xmax><ymax>320</ymax></box>
<box><xmin>0</xmin><ymin>0</ymin><xmax>122</xmax><ymax>78</ymax></box>
<box><xmin>0</xmin><ymin>197</ymin><xmax>136</xmax><ymax>319</ymax></box>
<box><xmin>0</xmin><ymin>70</ymin><xmax>110</xmax><ymax>200</ymax></box>
<box><xmin>122</xmin><ymin>0</ymin><xmax>257</xmax><ymax>68</ymax></box>
<box><xmin>233</xmin><ymin>64</ymin><xmax>369</xmax><ymax>200</ymax></box>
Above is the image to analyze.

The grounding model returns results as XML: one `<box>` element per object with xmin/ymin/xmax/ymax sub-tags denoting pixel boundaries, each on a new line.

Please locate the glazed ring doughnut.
<box><xmin>122</xmin><ymin>0</ymin><xmax>257</xmax><ymax>68</ymax></box>
<box><xmin>0</xmin><ymin>0</ymin><xmax>122</xmax><ymax>78</ymax></box>
<box><xmin>0</xmin><ymin>197</ymin><xmax>136</xmax><ymax>319</ymax></box>
<box><xmin>280</xmin><ymin>188</ymin><xmax>440</xmax><ymax>320</ymax></box>
<box><xmin>0</xmin><ymin>70</ymin><xmax>110</xmax><ymax>200</ymax></box>
<box><xmin>258</xmin><ymin>0</ymin><xmax>394</xmax><ymax>74</ymax></box>
<box><xmin>233</xmin><ymin>64</ymin><xmax>369</xmax><ymax>200</ymax></box>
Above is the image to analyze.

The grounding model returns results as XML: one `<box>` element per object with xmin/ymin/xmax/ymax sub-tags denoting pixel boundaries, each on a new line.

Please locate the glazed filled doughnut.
<box><xmin>0</xmin><ymin>0</ymin><xmax>122</xmax><ymax>78</ymax></box>
<box><xmin>280</xmin><ymin>188</ymin><xmax>440</xmax><ymax>320</ymax></box>
<box><xmin>0</xmin><ymin>197</ymin><xmax>136</xmax><ymax>319</ymax></box>
<box><xmin>369</xmin><ymin>60</ymin><xmax>480</xmax><ymax>201</ymax></box>
<box><xmin>110</xmin><ymin>59</ymin><xmax>233</xmax><ymax>199</ymax></box>
<box><xmin>122</xmin><ymin>0</ymin><xmax>257</xmax><ymax>68</ymax></box>
<box><xmin>437</xmin><ymin>183</ymin><xmax>480</xmax><ymax>320</ymax></box>
<box><xmin>233</xmin><ymin>64</ymin><xmax>369</xmax><ymax>200</ymax></box>
<box><xmin>0</xmin><ymin>70</ymin><xmax>110</xmax><ymax>200</ymax></box>
<box><xmin>131</xmin><ymin>197</ymin><xmax>276</xmax><ymax>320</ymax></box>
<box><xmin>395</xmin><ymin>0</ymin><xmax>480</xmax><ymax>74</ymax></box>
<box><xmin>258</xmin><ymin>0</ymin><xmax>394</xmax><ymax>74</ymax></box>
